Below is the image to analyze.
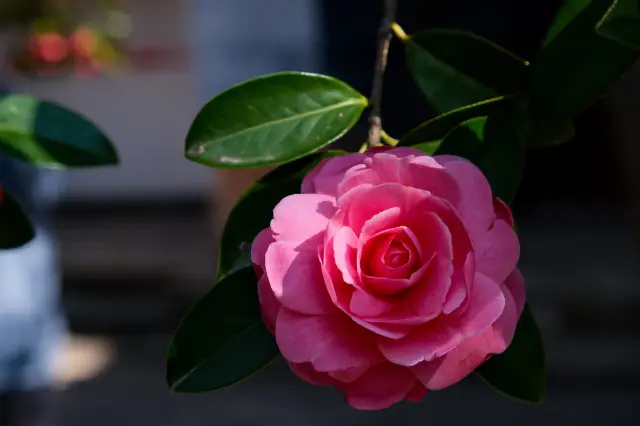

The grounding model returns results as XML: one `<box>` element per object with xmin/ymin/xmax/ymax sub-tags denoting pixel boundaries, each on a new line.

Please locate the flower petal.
<box><xmin>405</xmin><ymin>381</ymin><xmax>428</xmax><ymax>402</ymax></box>
<box><xmin>258</xmin><ymin>275</ymin><xmax>281</xmax><ymax>333</ymax></box>
<box><xmin>344</xmin><ymin>363</ymin><xmax>417</xmax><ymax>410</ymax></box>
<box><xmin>435</xmin><ymin>155</ymin><xmax>495</xmax><ymax>239</ymax></box>
<box><xmin>276</xmin><ymin>308</ymin><xmax>383</xmax><ymax>372</ymax></box>
<box><xmin>271</xmin><ymin>194</ymin><xmax>336</xmax><ymax>250</ymax></box>
<box><xmin>456</xmin><ymin>272</ymin><xmax>506</xmax><ymax>337</ymax></box>
<box><xmin>338</xmin><ymin>183</ymin><xmax>430</xmax><ymax>235</ymax></box>
<box><xmin>288</xmin><ymin>362</ymin><xmax>336</xmax><ymax>386</ymax></box>
<box><xmin>493</xmin><ymin>197</ymin><xmax>514</xmax><ymax>227</ymax></box>
<box><xmin>302</xmin><ymin>154</ymin><xmax>367</xmax><ymax>196</ymax></box>
<box><xmin>442</xmin><ymin>252</ymin><xmax>474</xmax><ymax>314</ymax></box>
<box><xmin>504</xmin><ymin>268</ymin><xmax>526</xmax><ymax>316</ymax></box>
<box><xmin>251</xmin><ymin>228</ymin><xmax>274</xmax><ymax>274</ymax></box>
<box><xmin>333</xmin><ymin>226</ymin><xmax>359</xmax><ymax>286</ymax></box>
<box><xmin>377</xmin><ymin>315</ymin><xmax>464</xmax><ymax>366</ymax></box>
<box><xmin>265</xmin><ymin>242</ymin><xmax>335</xmax><ymax>315</ymax></box>
<box><xmin>412</xmin><ymin>270</ymin><xmax>524</xmax><ymax>390</ymax></box>
<box><xmin>474</xmin><ymin>219</ymin><xmax>520</xmax><ymax>289</ymax></box>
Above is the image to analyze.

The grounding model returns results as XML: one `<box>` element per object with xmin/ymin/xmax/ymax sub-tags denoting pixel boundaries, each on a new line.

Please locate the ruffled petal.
<box><xmin>276</xmin><ymin>309</ymin><xmax>383</xmax><ymax>372</ymax></box>
<box><xmin>344</xmin><ymin>363</ymin><xmax>417</xmax><ymax>410</ymax></box>
<box><xmin>271</xmin><ymin>194</ymin><xmax>335</xmax><ymax>250</ymax></box>
<box><xmin>265</xmin><ymin>242</ymin><xmax>335</xmax><ymax>315</ymax></box>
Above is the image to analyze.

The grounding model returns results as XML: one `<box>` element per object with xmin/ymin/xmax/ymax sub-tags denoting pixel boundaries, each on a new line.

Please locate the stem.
<box><xmin>391</xmin><ymin>22</ymin><xmax>409</xmax><ymax>42</ymax></box>
<box><xmin>380</xmin><ymin>129</ymin><xmax>399</xmax><ymax>146</ymax></box>
<box><xmin>367</xmin><ymin>0</ymin><xmax>398</xmax><ymax>148</ymax></box>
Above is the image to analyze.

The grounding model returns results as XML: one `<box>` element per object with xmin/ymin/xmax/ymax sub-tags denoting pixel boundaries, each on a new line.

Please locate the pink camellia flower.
<box><xmin>251</xmin><ymin>147</ymin><xmax>524</xmax><ymax>410</ymax></box>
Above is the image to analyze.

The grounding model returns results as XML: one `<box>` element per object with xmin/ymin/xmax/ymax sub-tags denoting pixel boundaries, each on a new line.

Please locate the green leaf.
<box><xmin>543</xmin><ymin>0</ymin><xmax>592</xmax><ymax>46</ymax></box>
<box><xmin>597</xmin><ymin>0</ymin><xmax>640</xmax><ymax>48</ymax></box>
<box><xmin>400</xmin><ymin>96</ymin><xmax>512</xmax><ymax>150</ymax></box>
<box><xmin>218</xmin><ymin>150</ymin><xmax>344</xmax><ymax>281</ymax></box>
<box><xmin>405</xmin><ymin>29</ymin><xmax>529</xmax><ymax>114</ymax></box>
<box><xmin>166</xmin><ymin>267</ymin><xmax>278</xmax><ymax>393</ymax></box>
<box><xmin>435</xmin><ymin>114</ymin><xmax>525</xmax><ymax>204</ymax></box>
<box><xmin>185</xmin><ymin>72</ymin><xmax>367</xmax><ymax>169</ymax></box>
<box><xmin>476</xmin><ymin>305</ymin><xmax>547</xmax><ymax>403</ymax></box>
<box><xmin>512</xmin><ymin>105</ymin><xmax>576</xmax><ymax>149</ymax></box>
<box><xmin>0</xmin><ymin>189</ymin><xmax>35</xmax><ymax>249</ymax></box>
<box><xmin>532</xmin><ymin>0</ymin><xmax>640</xmax><ymax>118</ymax></box>
<box><xmin>0</xmin><ymin>94</ymin><xmax>118</xmax><ymax>168</ymax></box>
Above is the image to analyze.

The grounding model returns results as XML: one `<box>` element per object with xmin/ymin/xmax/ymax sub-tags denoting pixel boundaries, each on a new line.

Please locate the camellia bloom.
<box><xmin>251</xmin><ymin>148</ymin><xmax>524</xmax><ymax>410</ymax></box>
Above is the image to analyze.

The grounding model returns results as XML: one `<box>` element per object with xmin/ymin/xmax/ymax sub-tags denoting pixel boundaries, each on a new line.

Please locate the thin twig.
<box><xmin>367</xmin><ymin>0</ymin><xmax>398</xmax><ymax>148</ymax></box>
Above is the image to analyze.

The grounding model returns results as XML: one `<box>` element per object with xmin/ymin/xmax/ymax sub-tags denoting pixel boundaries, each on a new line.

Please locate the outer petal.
<box><xmin>289</xmin><ymin>362</ymin><xmax>336</xmax><ymax>386</ymax></box>
<box><xmin>377</xmin><ymin>315</ymin><xmax>464</xmax><ymax>366</ymax></box>
<box><xmin>455</xmin><ymin>272</ymin><xmax>506</xmax><ymax>337</ymax></box>
<box><xmin>435</xmin><ymin>155</ymin><xmax>495</xmax><ymax>239</ymax></box>
<box><xmin>504</xmin><ymin>268</ymin><xmax>526</xmax><ymax>316</ymax></box>
<box><xmin>475</xmin><ymin>218</ymin><xmax>520</xmax><ymax>284</ymax></box>
<box><xmin>405</xmin><ymin>382</ymin><xmax>428</xmax><ymax>403</ymax></box>
<box><xmin>302</xmin><ymin>153</ymin><xmax>367</xmax><ymax>197</ymax></box>
<box><xmin>412</xmin><ymin>271</ymin><xmax>524</xmax><ymax>390</ymax></box>
<box><xmin>265</xmin><ymin>242</ymin><xmax>335</xmax><ymax>315</ymax></box>
<box><xmin>344</xmin><ymin>363</ymin><xmax>417</xmax><ymax>410</ymax></box>
<box><xmin>443</xmin><ymin>253</ymin><xmax>474</xmax><ymax>314</ymax></box>
<box><xmin>271</xmin><ymin>194</ymin><xmax>336</xmax><ymax>250</ymax></box>
<box><xmin>258</xmin><ymin>275</ymin><xmax>281</xmax><ymax>333</ymax></box>
<box><xmin>251</xmin><ymin>228</ymin><xmax>274</xmax><ymax>274</ymax></box>
<box><xmin>276</xmin><ymin>308</ymin><xmax>384</xmax><ymax>372</ymax></box>
<box><xmin>377</xmin><ymin>272</ymin><xmax>504</xmax><ymax>366</ymax></box>
<box><xmin>493</xmin><ymin>197</ymin><xmax>514</xmax><ymax>227</ymax></box>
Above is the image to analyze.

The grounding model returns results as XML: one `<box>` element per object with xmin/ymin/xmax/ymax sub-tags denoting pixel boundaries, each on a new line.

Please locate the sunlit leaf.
<box><xmin>185</xmin><ymin>72</ymin><xmax>366</xmax><ymax>169</ymax></box>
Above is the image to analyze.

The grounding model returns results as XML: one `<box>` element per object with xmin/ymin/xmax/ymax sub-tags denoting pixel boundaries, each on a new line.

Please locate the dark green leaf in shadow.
<box><xmin>435</xmin><ymin>114</ymin><xmax>525</xmax><ymax>204</ymax></box>
<box><xmin>533</xmin><ymin>0</ymin><xmax>640</xmax><ymax>118</ymax></box>
<box><xmin>185</xmin><ymin>72</ymin><xmax>367</xmax><ymax>169</ymax></box>
<box><xmin>400</xmin><ymin>96</ymin><xmax>512</xmax><ymax>150</ymax></box>
<box><xmin>217</xmin><ymin>150</ymin><xmax>345</xmax><ymax>281</ymax></box>
<box><xmin>0</xmin><ymin>94</ymin><xmax>118</xmax><ymax>168</ymax></box>
<box><xmin>166</xmin><ymin>268</ymin><xmax>278</xmax><ymax>393</ymax></box>
<box><xmin>405</xmin><ymin>29</ymin><xmax>529</xmax><ymax>114</ymax></box>
<box><xmin>597</xmin><ymin>0</ymin><xmax>640</xmax><ymax>48</ymax></box>
<box><xmin>0</xmin><ymin>189</ymin><xmax>35</xmax><ymax>249</ymax></box>
<box><xmin>476</xmin><ymin>305</ymin><xmax>547</xmax><ymax>403</ymax></box>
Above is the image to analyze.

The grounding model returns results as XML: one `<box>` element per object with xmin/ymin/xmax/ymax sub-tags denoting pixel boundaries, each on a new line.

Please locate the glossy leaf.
<box><xmin>0</xmin><ymin>94</ymin><xmax>118</xmax><ymax>168</ymax></box>
<box><xmin>532</xmin><ymin>0</ymin><xmax>640</xmax><ymax>118</ymax></box>
<box><xmin>405</xmin><ymin>29</ymin><xmax>529</xmax><ymax>114</ymax></box>
<box><xmin>597</xmin><ymin>0</ymin><xmax>640</xmax><ymax>48</ymax></box>
<box><xmin>185</xmin><ymin>72</ymin><xmax>367</xmax><ymax>169</ymax></box>
<box><xmin>400</xmin><ymin>96</ymin><xmax>512</xmax><ymax>150</ymax></box>
<box><xmin>0</xmin><ymin>189</ymin><xmax>35</xmax><ymax>249</ymax></box>
<box><xmin>167</xmin><ymin>268</ymin><xmax>278</xmax><ymax>393</ymax></box>
<box><xmin>477</xmin><ymin>305</ymin><xmax>547</xmax><ymax>403</ymax></box>
<box><xmin>434</xmin><ymin>115</ymin><xmax>525</xmax><ymax>204</ymax></box>
<box><xmin>217</xmin><ymin>151</ymin><xmax>344</xmax><ymax>281</ymax></box>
